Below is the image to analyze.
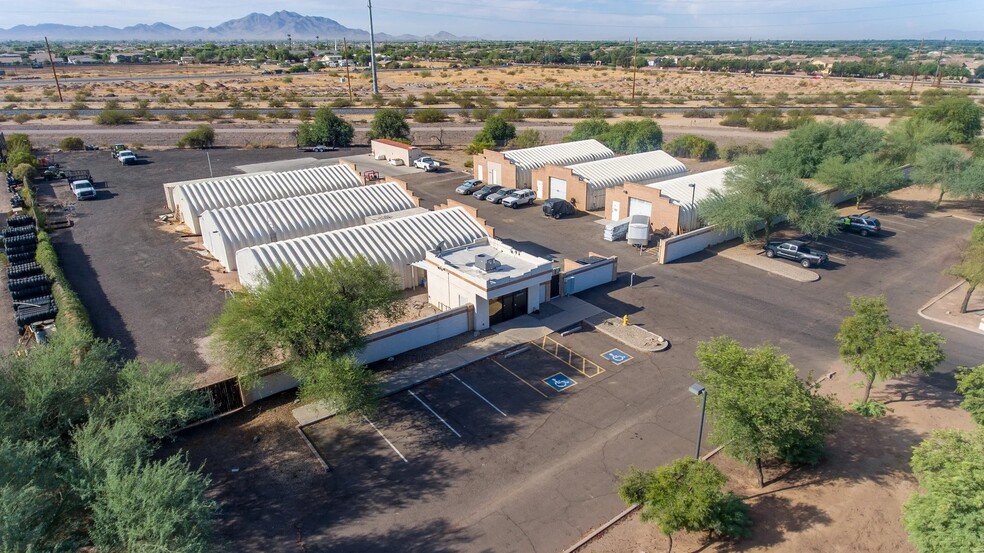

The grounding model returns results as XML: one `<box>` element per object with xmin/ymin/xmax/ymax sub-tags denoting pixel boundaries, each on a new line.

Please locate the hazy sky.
<box><xmin>4</xmin><ymin>0</ymin><xmax>984</xmax><ymax>40</ymax></box>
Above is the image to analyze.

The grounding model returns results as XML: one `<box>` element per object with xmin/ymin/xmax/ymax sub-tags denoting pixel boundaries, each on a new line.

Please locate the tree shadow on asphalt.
<box><xmin>49</xmin><ymin>239</ymin><xmax>137</xmax><ymax>357</ymax></box>
<box><xmin>314</xmin><ymin>519</ymin><xmax>488</xmax><ymax>553</ymax></box>
<box><xmin>880</xmin><ymin>372</ymin><xmax>962</xmax><ymax>410</ymax></box>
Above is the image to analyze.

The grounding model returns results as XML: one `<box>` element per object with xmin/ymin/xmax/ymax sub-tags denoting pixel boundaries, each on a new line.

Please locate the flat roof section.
<box><xmin>434</xmin><ymin>237</ymin><xmax>551</xmax><ymax>285</ymax></box>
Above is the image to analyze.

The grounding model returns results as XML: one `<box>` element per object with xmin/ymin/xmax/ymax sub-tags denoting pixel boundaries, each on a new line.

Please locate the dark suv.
<box><xmin>837</xmin><ymin>214</ymin><xmax>881</xmax><ymax>236</ymax></box>
<box><xmin>542</xmin><ymin>198</ymin><xmax>576</xmax><ymax>219</ymax></box>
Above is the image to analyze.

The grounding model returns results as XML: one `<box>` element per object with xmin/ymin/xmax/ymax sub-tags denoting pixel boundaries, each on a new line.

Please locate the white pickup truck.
<box><xmin>117</xmin><ymin>150</ymin><xmax>137</xmax><ymax>165</ymax></box>
<box><xmin>413</xmin><ymin>157</ymin><xmax>440</xmax><ymax>171</ymax></box>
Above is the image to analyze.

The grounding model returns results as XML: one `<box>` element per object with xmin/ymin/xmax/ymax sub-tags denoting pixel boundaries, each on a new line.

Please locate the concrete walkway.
<box><xmin>919</xmin><ymin>280</ymin><xmax>984</xmax><ymax>336</ymax></box>
<box><xmin>292</xmin><ymin>296</ymin><xmax>603</xmax><ymax>426</ymax></box>
<box><xmin>715</xmin><ymin>242</ymin><xmax>820</xmax><ymax>282</ymax></box>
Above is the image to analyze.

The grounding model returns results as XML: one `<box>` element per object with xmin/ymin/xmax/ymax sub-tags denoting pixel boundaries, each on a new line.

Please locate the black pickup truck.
<box><xmin>763</xmin><ymin>240</ymin><xmax>828</xmax><ymax>268</ymax></box>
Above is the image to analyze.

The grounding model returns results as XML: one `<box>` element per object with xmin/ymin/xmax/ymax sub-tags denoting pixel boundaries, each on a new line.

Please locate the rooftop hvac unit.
<box><xmin>474</xmin><ymin>253</ymin><xmax>500</xmax><ymax>272</ymax></box>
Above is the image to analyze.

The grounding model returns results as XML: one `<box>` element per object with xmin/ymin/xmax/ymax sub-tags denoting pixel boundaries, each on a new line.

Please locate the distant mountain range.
<box><xmin>0</xmin><ymin>11</ymin><xmax>475</xmax><ymax>42</ymax></box>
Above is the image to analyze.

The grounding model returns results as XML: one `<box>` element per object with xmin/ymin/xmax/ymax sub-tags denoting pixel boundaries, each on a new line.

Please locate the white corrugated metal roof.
<box><xmin>175</xmin><ymin>164</ymin><xmax>362</xmax><ymax>232</ymax></box>
<box><xmin>502</xmin><ymin>139</ymin><xmax>613</xmax><ymax>170</ymax></box>
<box><xmin>236</xmin><ymin>207</ymin><xmax>490</xmax><ymax>288</ymax></box>
<box><xmin>644</xmin><ymin>166</ymin><xmax>732</xmax><ymax>205</ymax></box>
<box><xmin>567</xmin><ymin>150</ymin><xmax>688</xmax><ymax>191</ymax></box>
<box><xmin>200</xmin><ymin>182</ymin><xmax>417</xmax><ymax>271</ymax></box>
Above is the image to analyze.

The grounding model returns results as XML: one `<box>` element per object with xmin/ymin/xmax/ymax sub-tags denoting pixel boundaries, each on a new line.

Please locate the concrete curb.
<box><xmin>585</xmin><ymin>314</ymin><xmax>671</xmax><ymax>352</ymax></box>
<box><xmin>715</xmin><ymin>248</ymin><xmax>820</xmax><ymax>283</ymax></box>
<box><xmin>917</xmin><ymin>281</ymin><xmax>984</xmax><ymax>336</ymax></box>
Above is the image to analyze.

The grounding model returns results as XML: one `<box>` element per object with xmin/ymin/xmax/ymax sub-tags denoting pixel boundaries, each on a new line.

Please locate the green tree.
<box><xmin>412</xmin><ymin>108</ymin><xmax>447</xmax><ymax>123</ymax></box>
<box><xmin>508</xmin><ymin>129</ymin><xmax>543</xmax><ymax>149</ymax></box>
<box><xmin>836</xmin><ymin>295</ymin><xmax>946</xmax><ymax>409</ymax></box>
<box><xmin>0</xmin><ymin>332</ymin><xmax>214</xmax><ymax>551</ymax></box>
<box><xmin>367</xmin><ymin>108</ymin><xmax>410</xmax><ymax>141</ymax></box>
<box><xmin>617</xmin><ymin>458</ymin><xmax>751</xmax><ymax>552</ymax></box>
<box><xmin>211</xmin><ymin>259</ymin><xmax>404</xmax><ymax>409</ymax></box>
<box><xmin>903</xmin><ymin>428</ymin><xmax>984</xmax><ymax>553</ymax></box>
<box><xmin>913</xmin><ymin>96</ymin><xmax>984</xmax><ymax>143</ymax></box>
<box><xmin>694</xmin><ymin>337</ymin><xmax>840</xmax><ymax>486</ymax></box>
<box><xmin>815</xmin><ymin>154</ymin><xmax>903</xmax><ymax>208</ymax></box>
<box><xmin>176</xmin><ymin>124</ymin><xmax>216</xmax><ymax>149</ymax></box>
<box><xmin>95</xmin><ymin>109</ymin><xmax>133</xmax><ymax>125</ymax></box>
<box><xmin>474</xmin><ymin>114</ymin><xmax>516</xmax><ymax>147</ymax></box>
<box><xmin>912</xmin><ymin>144</ymin><xmax>971</xmax><ymax>208</ymax></box>
<box><xmin>767</xmin><ymin>121</ymin><xmax>885</xmax><ymax>178</ymax></box>
<box><xmin>698</xmin><ymin>154</ymin><xmax>838</xmax><ymax>243</ymax></box>
<box><xmin>565</xmin><ymin>118</ymin><xmax>610</xmax><ymax>142</ymax></box>
<box><xmin>955</xmin><ymin>364</ymin><xmax>984</xmax><ymax>425</ymax></box>
<box><xmin>880</xmin><ymin>117</ymin><xmax>950</xmax><ymax>165</ymax></box>
<box><xmin>595</xmin><ymin>119</ymin><xmax>663</xmax><ymax>154</ymax></box>
<box><xmin>296</xmin><ymin>106</ymin><xmax>354</xmax><ymax>147</ymax></box>
<box><xmin>946</xmin><ymin>223</ymin><xmax>984</xmax><ymax>314</ymax></box>
<box><xmin>89</xmin><ymin>457</ymin><xmax>215</xmax><ymax>553</ymax></box>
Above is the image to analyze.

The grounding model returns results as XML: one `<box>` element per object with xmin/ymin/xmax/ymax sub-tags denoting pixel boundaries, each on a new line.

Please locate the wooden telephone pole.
<box><xmin>932</xmin><ymin>39</ymin><xmax>946</xmax><ymax>88</ymax></box>
<box><xmin>44</xmin><ymin>37</ymin><xmax>63</xmax><ymax>102</ymax></box>
<box><xmin>343</xmin><ymin>38</ymin><xmax>353</xmax><ymax>100</ymax></box>
<box><xmin>908</xmin><ymin>39</ymin><xmax>924</xmax><ymax>97</ymax></box>
<box><xmin>631</xmin><ymin>38</ymin><xmax>639</xmax><ymax>101</ymax></box>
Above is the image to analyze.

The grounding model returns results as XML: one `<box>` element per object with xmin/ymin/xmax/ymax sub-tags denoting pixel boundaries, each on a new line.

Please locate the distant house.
<box><xmin>0</xmin><ymin>53</ymin><xmax>22</xmax><ymax>65</ymax></box>
<box><xmin>67</xmin><ymin>55</ymin><xmax>98</xmax><ymax>65</ymax></box>
<box><xmin>110</xmin><ymin>53</ymin><xmax>146</xmax><ymax>63</ymax></box>
<box><xmin>178</xmin><ymin>56</ymin><xmax>195</xmax><ymax>64</ymax></box>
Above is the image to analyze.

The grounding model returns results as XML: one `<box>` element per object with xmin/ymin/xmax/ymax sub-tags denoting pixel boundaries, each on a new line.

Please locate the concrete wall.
<box><xmin>473</xmin><ymin>150</ymin><xmax>519</xmax><ymax>188</ymax></box>
<box><xmin>658</xmin><ymin>225</ymin><xmax>743</xmax><ymax>264</ymax></box>
<box><xmin>371</xmin><ymin>140</ymin><xmax>421</xmax><ymax>166</ymax></box>
<box><xmin>604</xmin><ymin>183</ymin><xmax>682</xmax><ymax>235</ymax></box>
<box><xmin>359</xmin><ymin>305</ymin><xmax>473</xmax><ymax>364</ymax></box>
<box><xmin>560</xmin><ymin>255</ymin><xmax>618</xmax><ymax>295</ymax></box>
<box><xmin>531</xmin><ymin>165</ymin><xmax>594</xmax><ymax>209</ymax></box>
<box><xmin>242</xmin><ymin>305</ymin><xmax>474</xmax><ymax>405</ymax></box>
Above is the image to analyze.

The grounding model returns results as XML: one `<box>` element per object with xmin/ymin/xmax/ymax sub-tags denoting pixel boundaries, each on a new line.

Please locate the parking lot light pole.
<box><xmin>689</xmin><ymin>383</ymin><xmax>707</xmax><ymax>459</ymax></box>
<box><xmin>688</xmin><ymin>183</ymin><xmax>697</xmax><ymax>233</ymax></box>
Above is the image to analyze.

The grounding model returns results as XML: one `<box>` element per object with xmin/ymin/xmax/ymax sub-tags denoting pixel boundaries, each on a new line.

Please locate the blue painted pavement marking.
<box><xmin>543</xmin><ymin>373</ymin><xmax>577</xmax><ymax>392</ymax></box>
<box><xmin>601</xmin><ymin>348</ymin><xmax>633</xmax><ymax>365</ymax></box>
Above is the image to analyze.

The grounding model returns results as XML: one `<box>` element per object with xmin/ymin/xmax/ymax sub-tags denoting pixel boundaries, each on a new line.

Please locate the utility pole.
<box><xmin>43</xmin><ymin>37</ymin><xmax>63</xmax><ymax>102</ymax></box>
<box><xmin>933</xmin><ymin>39</ymin><xmax>946</xmax><ymax>88</ymax></box>
<box><xmin>631</xmin><ymin>37</ymin><xmax>638</xmax><ymax>101</ymax></box>
<box><xmin>908</xmin><ymin>39</ymin><xmax>924</xmax><ymax>97</ymax></box>
<box><xmin>343</xmin><ymin>38</ymin><xmax>353</xmax><ymax>100</ymax></box>
<box><xmin>367</xmin><ymin>0</ymin><xmax>379</xmax><ymax>94</ymax></box>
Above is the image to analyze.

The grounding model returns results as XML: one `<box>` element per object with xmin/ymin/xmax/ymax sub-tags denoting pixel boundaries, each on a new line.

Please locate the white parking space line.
<box><xmin>827</xmin><ymin>254</ymin><xmax>849</xmax><ymax>263</ymax></box>
<box><xmin>408</xmin><ymin>390</ymin><xmax>463</xmax><ymax>438</ymax></box>
<box><xmin>873</xmin><ymin>216</ymin><xmax>922</xmax><ymax>229</ymax></box>
<box><xmin>452</xmin><ymin>373</ymin><xmax>508</xmax><ymax>417</ymax></box>
<box><xmin>363</xmin><ymin>415</ymin><xmax>408</xmax><ymax>463</ymax></box>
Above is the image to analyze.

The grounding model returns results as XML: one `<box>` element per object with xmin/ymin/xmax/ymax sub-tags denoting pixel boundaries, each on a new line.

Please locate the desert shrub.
<box><xmin>59</xmin><ymin>137</ymin><xmax>85</xmax><ymax>150</ymax></box>
<box><xmin>95</xmin><ymin>110</ymin><xmax>133</xmax><ymax>125</ymax></box>
<box><xmin>268</xmin><ymin>109</ymin><xmax>293</xmax><ymax>120</ymax></box>
<box><xmin>665</xmin><ymin>135</ymin><xmax>719</xmax><ymax>161</ymax></box>
<box><xmin>724</xmin><ymin>143</ymin><xmax>769</xmax><ymax>161</ymax></box>
<box><xmin>412</xmin><ymin>108</ymin><xmax>447</xmax><ymax>123</ymax></box>
<box><xmin>683</xmin><ymin>108</ymin><xmax>715</xmax><ymax>118</ymax></box>
<box><xmin>523</xmin><ymin>108</ymin><xmax>553</xmax><ymax>119</ymax></box>
<box><xmin>720</xmin><ymin>111</ymin><xmax>750</xmax><ymax>127</ymax></box>
<box><xmin>13</xmin><ymin>113</ymin><xmax>31</xmax><ymax>124</ymax></box>
<box><xmin>176</xmin><ymin>124</ymin><xmax>216</xmax><ymax>149</ymax></box>
<box><xmin>330</xmin><ymin>97</ymin><xmax>353</xmax><ymax>108</ymax></box>
<box><xmin>233</xmin><ymin>109</ymin><xmax>261</xmax><ymax>120</ymax></box>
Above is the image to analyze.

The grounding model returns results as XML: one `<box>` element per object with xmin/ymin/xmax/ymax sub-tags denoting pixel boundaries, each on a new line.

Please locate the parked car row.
<box><xmin>453</xmin><ymin>180</ymin><xmax>538</xmax><ymax>209</ymax></box>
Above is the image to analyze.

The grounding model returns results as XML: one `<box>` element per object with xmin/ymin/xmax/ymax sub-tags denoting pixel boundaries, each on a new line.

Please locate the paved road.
<box><xmin>198</xmin><ymin>171</ymin><xmax>978</xmax><ymax>553</ymax></box>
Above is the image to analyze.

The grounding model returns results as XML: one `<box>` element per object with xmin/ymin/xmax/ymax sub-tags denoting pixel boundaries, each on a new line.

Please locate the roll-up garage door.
<box><xmin>628</xmin><ymin>198</ymin><xmax>652</xmax><ymax>218</ymax></box>
<box><xmin>549</xmin><ymin>177</ymin><xmax>568</xmax><ymax>199</ymax></box>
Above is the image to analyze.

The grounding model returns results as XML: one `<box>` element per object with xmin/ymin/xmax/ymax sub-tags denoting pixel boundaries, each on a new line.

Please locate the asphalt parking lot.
<box><xmin>39</xmin><ymin>147</ymin><xmax>366</xmax><ymax>379</ymax></box>
<box><xmin>300</xmin><ymin>329</ymin><xmax>695</xmax><ymax>553</ymax></box>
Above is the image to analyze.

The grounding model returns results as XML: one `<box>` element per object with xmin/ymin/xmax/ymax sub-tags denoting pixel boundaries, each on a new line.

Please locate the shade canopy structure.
<box><xmin>236</xmin><ymin>207</ymin><xmax>491</xmax><ymax>289</ymax></box>
<box><xmin>201</xmin><ymin>181</ymin><xmax>418</xmax><ymax>271</ymax></box>
<box><xmin>172</xmin><ymin>164</ymin><xmax>363</xmax><ymax>234</ymax></box>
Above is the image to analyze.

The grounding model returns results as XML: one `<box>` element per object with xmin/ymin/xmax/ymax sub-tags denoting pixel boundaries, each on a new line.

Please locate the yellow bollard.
<box><xmin>622</xmin><ymin>315</ymin><xmax>629</xmax><ymax>326</ymax></box>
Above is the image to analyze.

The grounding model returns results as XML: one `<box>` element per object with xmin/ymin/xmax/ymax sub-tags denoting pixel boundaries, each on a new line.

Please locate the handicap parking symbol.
<box><xmin>601</xmin><ymin>348</ymin><xmax>633</xmax><ymax>365</ymax></box>
<box><xmin>543</xmin><ymin>373</ymin><xmax>577</xmax><ymax>392</ymax></box>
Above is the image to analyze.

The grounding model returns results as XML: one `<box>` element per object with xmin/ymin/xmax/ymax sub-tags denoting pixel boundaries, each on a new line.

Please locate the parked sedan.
<box><xmin>837</xmin><ymin>214</ymin><xmax>881</xmax><ymax>236</ymax></box>
<box><xmin>455</xmin><ymin>179</ymin><xmax>483</xmax><ymax>195</ymax></box>
<box><xmin>485</xmin><ymin>187</ymin><xmax>516</xmax><ymax>204</ymax></box>
<box><xmin>501</xmin><ymin>189</ymin><xmax>536</xmax><ymax>208</ymax></box>
<box><xmin>472</xmin><ymin>185</ymin><xmax>503</xmax><ymax>200</ymax></box>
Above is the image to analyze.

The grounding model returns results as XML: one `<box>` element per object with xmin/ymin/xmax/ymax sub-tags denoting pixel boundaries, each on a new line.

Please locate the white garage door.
<box><xmin>629</xmin><ymin>198</ymin><xmax>652</xmax><ymax>218</ymax></box>
<box><xmin>549</xmin><ymin>177</ymin><xmax>568</xmax><ymax>199</ymax></box>
<box><xmin>488</xmin><ymin>162</ymin><xmax>502</xmax><ymax>185</ymax></box>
